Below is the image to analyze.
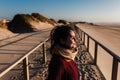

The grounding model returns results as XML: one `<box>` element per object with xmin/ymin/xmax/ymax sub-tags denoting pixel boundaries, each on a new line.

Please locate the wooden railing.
<box><xmin>0</xmin><ymin>38</ymin><xmax>49</xmax><ymax>80</ymax></box>
<box><xmin>80</xmin><ymin>29</ymin><xmax>120</xmax><ymax>80</ymax></box>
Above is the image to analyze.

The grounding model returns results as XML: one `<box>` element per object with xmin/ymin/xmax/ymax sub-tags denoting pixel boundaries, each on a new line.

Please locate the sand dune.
<box><xmin>0</xmin><ymin>28</ymin><xmax>16</xmax><ymax>40</ymax></box>
<box><xmin>0</xmin><ymin>22</ymin><xmax>54</xmax><ymax>40</ymax></box>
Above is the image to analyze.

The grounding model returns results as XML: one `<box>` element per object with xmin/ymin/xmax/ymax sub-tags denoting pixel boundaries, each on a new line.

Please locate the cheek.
<box><xmin>68</xmin><ymin>40</ymin><xmax>76</xmax><ymax>49</ymax></box>
<box><xmin>70</xmin><ymin>43</ymin><xmax>76</xmax><ymax>49</ymax></box>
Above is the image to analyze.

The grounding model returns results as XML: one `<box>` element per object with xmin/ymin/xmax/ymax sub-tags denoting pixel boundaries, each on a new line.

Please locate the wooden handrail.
<box><xmin>80</xmin><ymin>29</ymin><xmax>120</xmax><ymax>80</ymax></box>
<box><xmin>0</xmin><ymin>38</ymin><xmax>49</xmax><ymax>79</ymax></box>
<box><xmin>81</xmin><ymin>30</ymin><xmax>120</xmax><ymax>62</ymax></box>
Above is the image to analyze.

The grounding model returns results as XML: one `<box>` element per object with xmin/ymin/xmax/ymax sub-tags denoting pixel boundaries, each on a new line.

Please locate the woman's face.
<box><xmin>62</xmin><ymin>30</ymin><xmax>76</xmax><ymax>50</ymax></box>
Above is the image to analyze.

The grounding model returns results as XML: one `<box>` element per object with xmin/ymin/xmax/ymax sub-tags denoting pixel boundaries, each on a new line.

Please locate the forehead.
<box><xmin>69</xmin><ymin>30</ymin><xmax>75</xmax><ymax>37</ymax></box>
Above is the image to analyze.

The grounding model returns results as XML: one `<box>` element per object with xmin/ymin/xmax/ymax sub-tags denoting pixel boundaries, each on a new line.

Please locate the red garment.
<box><xmin>47</xmin><ymin>54</ymin><xmax>79</xmax><ymax>80</ymax></box>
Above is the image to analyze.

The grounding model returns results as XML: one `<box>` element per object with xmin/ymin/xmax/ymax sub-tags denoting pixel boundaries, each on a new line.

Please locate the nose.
<box><xmin>73</xmin><ymin>39</ymin><xmax>76</xmax><ymax>45</ymax></box>
<box><xmin>74</xmin><ymin>37</ymin><xmax>77</xmax><ymax>43</ymax></box>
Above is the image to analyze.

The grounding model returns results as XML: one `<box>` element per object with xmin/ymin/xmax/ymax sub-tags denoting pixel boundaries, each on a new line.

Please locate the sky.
<box><xmin>0</xmin><ymin>0</ymin><xmax>120</xmax><ymax>23</ymax></box>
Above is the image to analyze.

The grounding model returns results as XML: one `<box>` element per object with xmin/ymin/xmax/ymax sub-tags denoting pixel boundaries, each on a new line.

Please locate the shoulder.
<box><xmin>49</xmin><ymin>54</ymin><xmax>67</xmax><ymax>68</ymax></box>
<box><xmin>51</xmin><ymin>54</ymin><xmax>66</xmax><ymax>63</ymax></box>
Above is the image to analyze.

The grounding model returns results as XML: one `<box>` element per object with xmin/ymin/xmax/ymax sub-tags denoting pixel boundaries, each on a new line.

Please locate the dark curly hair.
<box><xmin>50</xmin><ymin>25</ymin><xmax>75</xmax><ymax>54</ymax></box>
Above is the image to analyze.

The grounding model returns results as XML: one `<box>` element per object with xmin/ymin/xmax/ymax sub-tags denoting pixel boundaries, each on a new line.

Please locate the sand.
<box><xmin>0</xmin><ymin>28</ymin><xmax>17</xmax><ymax>40</ymax></box>
<box><xmin>31</xmin><ymin>22</ymin><xmax>55</xmax><ymax>31</ymax></box>
<box><xmin>76</xmin><ymin>23</ymin><xmax>120</xmax><ymax>80</ymax></box>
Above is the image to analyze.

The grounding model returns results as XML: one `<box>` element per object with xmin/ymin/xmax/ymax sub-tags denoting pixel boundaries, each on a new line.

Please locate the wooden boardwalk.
<box><xmin>0</xmin><ymin>28</ymin><xmax>52</xmax><ymax>80</ymax></box>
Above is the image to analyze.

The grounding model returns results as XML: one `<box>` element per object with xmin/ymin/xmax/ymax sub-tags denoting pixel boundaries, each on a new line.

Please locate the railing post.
<box><xmin>87</xmin><ymin>36</ymin><xmax>89</xmax><ymax>52</ymax></box>
<box><xmin>83</xmin><ymin>32</ymin><xmax>85</xmax><ymax>45</ymax></box>
<box><xmin>43</xmin><ymin>42</ymin><xmax>47</xmax><ymax>64</ymax></box>
<box><xmin>94</xmin><ymin>42</ymin><xmax>98</xmax><ymax>65</ymax></box>
<box><xmin>111</xmin><ymin>57</ymin><xmax>118</xmax><ymax>80</ymax></box>
<box><xmin>23</xmin><ymin>57</ymin><xmax>29</xmax><ymax>80</ymax></box>
<box><xmin>80</xmin><ymin>30</ymin><xmax>82</xmax><ymax>41</ymax></box>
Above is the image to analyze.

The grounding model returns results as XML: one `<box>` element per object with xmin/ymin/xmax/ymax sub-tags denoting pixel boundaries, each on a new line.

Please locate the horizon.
<box><xmin>0</xmin><ymin>0</ymin><xmax>120</xmax><ymax>23</ymax></box>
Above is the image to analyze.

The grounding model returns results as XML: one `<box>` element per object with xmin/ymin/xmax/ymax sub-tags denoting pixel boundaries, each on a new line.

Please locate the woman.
<box><xmin>47</xmin><ymin>25</ymin><xmax>79</xmax><ymax>80</ymax></box>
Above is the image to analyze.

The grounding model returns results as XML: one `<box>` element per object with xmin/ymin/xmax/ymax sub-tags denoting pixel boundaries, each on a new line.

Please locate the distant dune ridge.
<box><xmin>1</xmin><ymin>12</ymin><xmax>84</xmax><ymax>40</ymax></box>
<box><xmin>7</xmin><ymin>13</ymin><xmax>57</xmax><ymax>33</ymax></box>
<box><xmin>0</xmin><ymin>13</ymin><xmax>58</xmax><ymax>40</ymax></box>
<box><xmin>0</xmin><ymin>13</ymin><xmax>107</xmax><ymax>40</ymax></box>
